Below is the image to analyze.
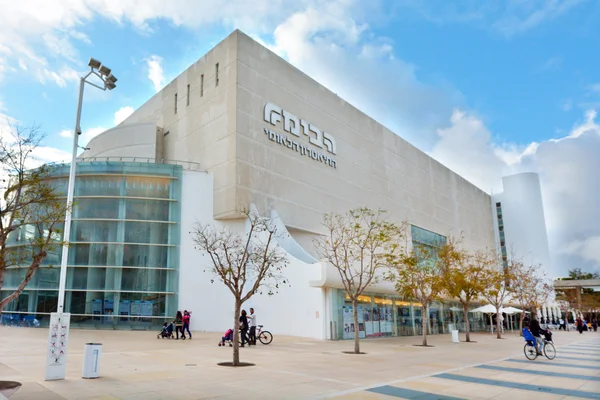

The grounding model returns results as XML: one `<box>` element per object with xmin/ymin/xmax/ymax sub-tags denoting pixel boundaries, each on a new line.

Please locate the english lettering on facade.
<box><xmin>264</xmin><ymin>102</ymin><xmax>337</xmax><ymax>155</ymax></box>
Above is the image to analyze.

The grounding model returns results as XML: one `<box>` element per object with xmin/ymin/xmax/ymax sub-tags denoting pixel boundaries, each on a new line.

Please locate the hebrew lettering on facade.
<box><xmin>264</xmin><ymin>103</ymin><xmax>282</xmax><ymax>125</ymax></box>
<box><xmin>307</xmin><ymin>124</ymin><xmax>324</xmax><ymax>148</ymax></box>
<box><xmin>283</xmin><ymin>110</ymin><xmax>300</xmax><ymax>136</ymax></box>
<box><xmin>323</xmin><ymin>132</ymin><xmax>336</xmax><ymax>155</ymax></box>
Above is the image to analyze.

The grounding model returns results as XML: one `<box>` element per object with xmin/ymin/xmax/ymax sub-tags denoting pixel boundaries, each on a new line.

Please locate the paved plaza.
<box><xmin>0</xmin><ymin>327</ymin><xmax>598</xmax><ymax>399</ymax></box>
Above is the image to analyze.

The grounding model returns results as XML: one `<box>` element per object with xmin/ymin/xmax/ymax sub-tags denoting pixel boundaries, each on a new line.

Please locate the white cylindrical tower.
<box><xmin>492</xmin><ymin>173</ymin><xmax>552</xmax><ymax>276</ymax></box>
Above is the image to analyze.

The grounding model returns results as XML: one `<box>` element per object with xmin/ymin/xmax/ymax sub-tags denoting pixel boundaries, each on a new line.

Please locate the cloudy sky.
<box><xmin>0</xmin><ymin>0</ymin><xmax>598</xmax><ymax>277</ymax></box>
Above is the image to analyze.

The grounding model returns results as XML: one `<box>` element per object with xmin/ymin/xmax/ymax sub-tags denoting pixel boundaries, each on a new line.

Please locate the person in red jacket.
<box><xmin>182</xmin><ymin>310</ymin><xmax>192</xmax><ymax>339</ymax></box>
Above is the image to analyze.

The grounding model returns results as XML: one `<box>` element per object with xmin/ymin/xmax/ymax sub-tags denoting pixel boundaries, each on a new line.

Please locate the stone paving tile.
<box><xmin>489</xmin><ymin>388</ymin><xmax>566</xmax><ymax>400</ymax></box>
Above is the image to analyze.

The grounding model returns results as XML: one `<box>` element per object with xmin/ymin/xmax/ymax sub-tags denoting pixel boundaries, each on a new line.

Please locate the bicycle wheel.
<box><xmin>543</xmin><ymin>342</ymin><xmax>556</xmax><ymax>360</ymax></box>
<box><xmin>258</xmin><ymin>330</ymin><xmax>273</xmax><ymax>345</ymax></box>
<box><xmin>524</xmin><ymin>343</ymin><xmax>538</xmax><ymax>360</ymax></box>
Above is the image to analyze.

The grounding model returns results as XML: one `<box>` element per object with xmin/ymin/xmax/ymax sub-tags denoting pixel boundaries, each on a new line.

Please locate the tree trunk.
<box><xmin>463</xmin><ymin>303</ymin><xmax>471</xmax><ymax>342</ymax></box>
<box><xmin>519</xmin><ymin>310</ymin><xmax>526</xmax><ymax>336</ymax></box>
<box><xmin>232</xmin><ymin>298</ymin><xmax>241</xmax><ymax>366</ymax></box>
<box><xmin>496</xmin><ymin>309</ymin><xmax>502</xmax><ymax>339</ymax></box>
<box><xmin>352</xmin><ymin>298</ymin><xmax>360</xmax><ymax>354</ymax></box>
<box><xmin>422</xmin><ymin>304</ymin><xmax>428</xmax><ymax>346</ymax></box>
<box><xmin>0</xmin><ymin>257</ymin><xmax>44</xmax><ymax>312</ymax></box>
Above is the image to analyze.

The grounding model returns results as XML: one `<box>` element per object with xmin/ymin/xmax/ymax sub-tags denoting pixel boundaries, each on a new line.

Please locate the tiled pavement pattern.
<box><xmin>332</xmin><ymin>338</ymin><xmax>600</xmax><ymax>399</ymax></box>
<box><xmin>1</xmin><ymin>327</ymin><xmax>598</xmax><ymax>399</ymax></box>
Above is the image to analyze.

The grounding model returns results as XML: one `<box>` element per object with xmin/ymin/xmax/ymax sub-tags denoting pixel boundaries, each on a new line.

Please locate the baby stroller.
<box><xmin>218</xmin><ymin>328</ymin><xmax>233</xmax><ymax>347</ymax></box>
<box><xmin>157</xmin><ymin>322</ymin><xmax>174</xmax><ymax>339</ymax></box>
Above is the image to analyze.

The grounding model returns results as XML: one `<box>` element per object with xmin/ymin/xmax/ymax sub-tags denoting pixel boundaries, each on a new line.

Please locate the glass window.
<box><xmin>411</xmin><ymin>225</ymin><xmax>446</xmax><ymax>248</ymax></box>
<box><xmin>73</xmin><ymin>221</ymin><xmax>119</xmax><ymax>242</ymax></box>
<box><xmin>36</xmin><ymin>291</ymin><xmax>58</xmax><ymax>314</ymax></box>
<box><xmin>75</xmin><ymin>198</ymin><xmax>120</xmax><ymax>219</ymax></box>
<box><xmin>121</xmin><ymin>268</ymin><xmax>168</xmax><ymax>292</ymax></box>
<box><xmin>125</xmin><ymin>177</ymin><xmax>171</xmax><ymax>198</ymax></box>
<box><xmin>125</xmin><ymin>199</ymin><xmax>170</xmax><ymax>221</ymax></box>
<box><xmin>124</xmin><ymin>222</ymin><xmax>169</xmax><ymax>244</ymax></box>
<box><xmin>396</xmin><ymin>300</ymin><xmax>413</xmax><ymax>336</ymax></box>
<box><xmin>76</xmin><ymin>176</ymin><xmax>122</xmax><ymax>196</ymax></box>
<box><xmin>71</xmin><ymin>244</ymin><xmax>121</xmax><ymax>266</ymax></box>
<box><xmin>123</xmin><ymin>244</ymin><xmax>170</xmax><ymax>268</ymax></box>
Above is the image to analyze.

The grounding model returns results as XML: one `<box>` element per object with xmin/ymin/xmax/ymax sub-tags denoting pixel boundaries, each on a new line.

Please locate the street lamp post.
<box><xmin>45</xmin><ymin>58</ymin><xmax>117</xmax><ymax>381</ymax></box>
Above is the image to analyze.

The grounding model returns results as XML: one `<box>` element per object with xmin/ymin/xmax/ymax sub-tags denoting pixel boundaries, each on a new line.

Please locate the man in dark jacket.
<box><xmin>529</xmin><ymin>317</ymin><xmax>544</xmax><ymax>355</ymax></box>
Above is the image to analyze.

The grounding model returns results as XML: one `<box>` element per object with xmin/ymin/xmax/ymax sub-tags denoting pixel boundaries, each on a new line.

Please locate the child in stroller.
<box><xmin>218</xmin><ymin>328</ymin><xmax>233</xmax><ymax>347</ymax></box>
<box><xmin>157</xmin><ymin>322</ymin><xmax>174</xmax><ymax>339</ymax></box>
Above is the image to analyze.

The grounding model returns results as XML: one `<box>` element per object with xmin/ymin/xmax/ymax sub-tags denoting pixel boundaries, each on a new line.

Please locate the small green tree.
<box><xmin>510</xmin><ymin>260</ymin><xmax>552</xmax><ymax>334</ymax></box>
<box><xmin>314</xmin><ymin>208</ymin><xmax>404</xmax><ymax>354</ymax></box>
<box><xmin>191</xmin><ymin>209</ymin><xmax>288</xmax><ymax>366</ymax></box>
<box><xmin>480</xmin><ymin>259</ymin><xmax>515</xmax><ymax>339</ymax></box>
<box><xmin>440</xmin><ymin>241</ymin><xmax>495</xmax><ymax>342</ymax></box>
<box><xmin>0</xmin><ymin>124</ymin><xmax>67</xmax><ymax>312</ymax></box>
<box><xmin>388</xmin><ymin>243</ymin><xmax>446</xmax><ymax>346</ymax></box>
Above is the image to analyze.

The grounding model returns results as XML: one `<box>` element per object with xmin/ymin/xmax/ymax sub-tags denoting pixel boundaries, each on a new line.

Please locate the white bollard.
<box><xmin>451</xmin><ymin>330</ymin><xmax>459</xmax><ymax>343</ymax></box>
<box><xmin>82</xmin><ymin>343</ymin><xmax>102</xmax><ymax>379</ymax></box>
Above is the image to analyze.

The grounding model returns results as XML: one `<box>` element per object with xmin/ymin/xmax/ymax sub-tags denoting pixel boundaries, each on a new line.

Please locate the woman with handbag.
<box><xmin>239</xmin><ymin>310</ymin><xmax>249</xmax><ymax>347</ymax></box>
<box><xmin>174</xmin><ymin>311</ymin><xmax>184</xmax><ymax>339</ymax></box>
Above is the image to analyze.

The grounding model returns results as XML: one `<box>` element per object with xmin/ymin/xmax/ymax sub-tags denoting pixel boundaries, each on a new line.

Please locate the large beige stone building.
<box><xmin>87</xmin><ymin>30</ymin><xmax>495</xmax><ymax>254</ymax></box>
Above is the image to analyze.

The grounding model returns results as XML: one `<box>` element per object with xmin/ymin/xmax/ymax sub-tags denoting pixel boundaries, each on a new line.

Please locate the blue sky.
<box><xmin>1</xmin><ymin>0</ymin><xmax>599</xmax><ymax>276</ymax></box>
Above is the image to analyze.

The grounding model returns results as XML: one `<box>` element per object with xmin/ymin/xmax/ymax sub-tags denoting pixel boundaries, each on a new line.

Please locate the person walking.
<box><xmin>182</xmin><ymin>310</ymin><xmax>192</xmax><ymax>340</ymax></box>
<box><xmin>247</xmin><ymin>308</ymin><xmax>257</xmax><ymax>345</ymax></box>
<box><xmin>559</xmin><ymin>318</ymin><xmax>565</xmax><ymax>331</ymax></box>
<box><xmin>576</xmin><ymin>317</ymin><xmax>584</xmax><ymax>334</ymax></box>
<box><xmin>239</xmin><ymin>310</ymin><xmax>249</xmax><ymax>347</ymax></box>
<box><xmin>174</xmin><ymin>311</ymin><xmax>184</xmax><ymax>339</ymax></box>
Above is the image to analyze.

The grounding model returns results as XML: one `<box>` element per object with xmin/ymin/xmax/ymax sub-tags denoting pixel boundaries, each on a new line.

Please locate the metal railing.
<box><xmin>68</xmin><ymin>156</ymin><xmax>204</xmax><ymax>171</ymax></box>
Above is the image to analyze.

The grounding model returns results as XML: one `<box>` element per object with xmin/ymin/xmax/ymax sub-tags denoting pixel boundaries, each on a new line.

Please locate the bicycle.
<box><xmin>522</xmin><ymin>328</ymin><xmax>556</xmax><ymax>360</ymax></box>
<box><xmin>256</xmin><ymin>325</ymin><xmax>273</xmax><ymax>345</ymax></box>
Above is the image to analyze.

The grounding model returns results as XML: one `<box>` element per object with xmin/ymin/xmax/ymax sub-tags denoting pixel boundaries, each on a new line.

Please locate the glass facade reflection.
<box><xmin>1</xmin><ymin>162</ymin><xmax>181</xmax><ymax>329</ymax></box>
<box><xmin>332</xmin><ymin>289</ymin><xmax>491</xmax><ymax>340</ymax></box>
<box><xmin>331</xmin><ymin>225</ymin><xmax>491</xmax><ymax>340</ymax></box>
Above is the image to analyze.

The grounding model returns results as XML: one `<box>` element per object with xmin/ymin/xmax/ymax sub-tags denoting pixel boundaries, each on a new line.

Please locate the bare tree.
<box><xmin>0</xmin><ymin>124</ymin><xmax>67</xmax><ymax>312</ymax></box>
<box><xmin>480</xmin><ymin>258</ymin><xmax>515</xmax><ymax>339</ymax></box>
<box><xmin>510</xmin><ymin>260</ymin><xmax>552</xmax><ymax>334</ymax></box>
<box><xmin>191</xmin><ymin>209</ymin><xmax>288</xmax><ymax>366</ymax></box>
<box><xmin>388</xmin><ymin>243</ymin><xmax>446</xmax><ymax>347</ymax></box>
<box><xmin>440</xmin><ymin>240</ymin><xmax>496</xmax><ymax>342</ymax></box>
<box><xmin>314</xmin><ymin>208</ymin><xmax>404</xmax><ymax>354</ymax></box>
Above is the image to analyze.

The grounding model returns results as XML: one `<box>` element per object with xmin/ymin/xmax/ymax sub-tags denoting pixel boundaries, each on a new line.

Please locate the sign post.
<box><xmin>45</xmin><ymin>313</ymin><xmax>71</xmax><ymax>381</ymax></box>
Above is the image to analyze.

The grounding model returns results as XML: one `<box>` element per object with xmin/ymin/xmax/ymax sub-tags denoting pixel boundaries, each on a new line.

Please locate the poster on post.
<box><xmin>141</xmin><ymin>301</ymin><xmax>153</xmax><ymax>317</ymax></box>
<box><xmin>45</xmin><ymin>313</ymin><xmax>71</xmax><ymax>381</ymax></box>
<box><xmin>130</xmin><ymin>301</ymin><xmax>142</xmax><ymax>317</ymax></box>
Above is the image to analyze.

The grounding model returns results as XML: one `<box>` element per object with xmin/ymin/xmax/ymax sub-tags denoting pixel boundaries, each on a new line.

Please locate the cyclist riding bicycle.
<box><xmin>529</xmin><ymin>317</ymin><xmax>544</xmax><ymax>355</ymax></box>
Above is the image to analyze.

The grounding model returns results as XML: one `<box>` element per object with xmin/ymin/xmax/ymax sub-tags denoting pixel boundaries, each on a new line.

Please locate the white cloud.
<box><xmin>265</xmin><ymin>2</ymin><xmax>459</xmax><ymax>149</ymax></box>
<box><xmin>397</xmin><ymin>0</ymin><xmax>585</xmax><ymax>37</ymax></box>
<box><xmin>563</xmin><ymin>236</ymin><xmax>600</xmax><ymax>265</ymax></box>
<box><xmin>430</xmin><ymin>108</ymin><xmax>600</xmax><ymax>276</ymax></box>
<box><xmin>114</xmin><ymin>106</ymin><xmax>134</xmax><ymax>125</ymax></box>
<box><xmin>146</xmin><ymin>55</ymin><xmax>166</xmax><ymax>92</ymax></box>
<box><xmin>58</xmin><ymin>126</ymin><xmax>105</xmax><ymax>143</ymax></box>
<box><xmin>589</xmin><ymin>83</ymin><xmax>600</xmax><ymax>94</ymax></box>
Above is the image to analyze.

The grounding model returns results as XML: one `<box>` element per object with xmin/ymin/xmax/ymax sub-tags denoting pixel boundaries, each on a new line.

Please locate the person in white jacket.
<box><xmin>247</xmin><ymin>308</ymin><xmax>257</xmax><ymax>345</ymax></box>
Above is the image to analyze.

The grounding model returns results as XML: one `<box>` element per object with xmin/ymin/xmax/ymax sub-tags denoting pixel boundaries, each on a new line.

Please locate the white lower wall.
<box><xmin>177</xmin><ymin>170</ymin><xmax>326</xmax><ymax>339</ymax></box>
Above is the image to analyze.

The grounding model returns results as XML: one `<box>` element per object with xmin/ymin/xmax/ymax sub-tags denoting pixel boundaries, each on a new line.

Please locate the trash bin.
<box><xmin>451</xmin><ymin>330</ymin><xmax>459</xmax><ymax>343</ymax></box>
<box><xmin>82</xmin><ymin>343</ymin><xmax>102</xmax><ymax>379</ymax></box>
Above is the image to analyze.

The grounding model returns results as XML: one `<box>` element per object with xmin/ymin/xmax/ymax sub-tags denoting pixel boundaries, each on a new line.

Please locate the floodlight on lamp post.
<box><xmin>46</xmin><ymin>57</ymin><xmax>118</xmax><ymax>382</ymax></box>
